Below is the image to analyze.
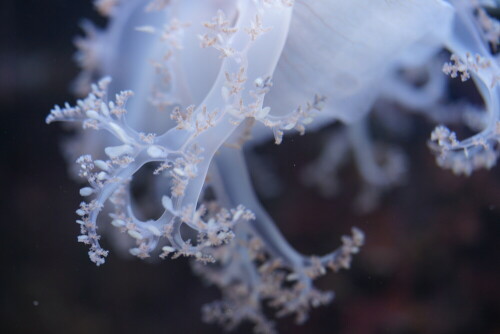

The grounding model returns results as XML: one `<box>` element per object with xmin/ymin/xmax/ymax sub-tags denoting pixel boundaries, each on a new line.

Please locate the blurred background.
<box><xmin>2</xmin><ymin>1</ymin><xmax>499</xmax><ymax>333</ymax></box>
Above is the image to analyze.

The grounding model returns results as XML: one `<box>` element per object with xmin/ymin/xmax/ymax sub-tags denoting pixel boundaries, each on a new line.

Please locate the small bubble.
<box><xmin>33</xmin><ymin>300</ymin><xmax>39</xmax><ymax>306</ymax></box>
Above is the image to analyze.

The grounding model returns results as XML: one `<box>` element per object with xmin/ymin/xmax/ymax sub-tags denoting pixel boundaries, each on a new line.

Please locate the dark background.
<box><xmin>2</xmin><ymin>1</ymin><xmax>499</xmax><ymax>333</ymax></box>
